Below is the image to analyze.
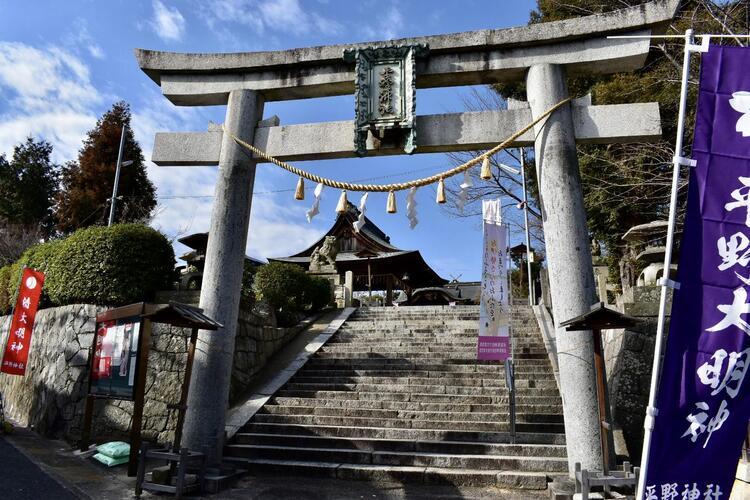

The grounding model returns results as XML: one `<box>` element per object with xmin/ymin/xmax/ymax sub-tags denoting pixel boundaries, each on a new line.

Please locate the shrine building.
<box><xmin>270</xmin><ymin>202</ymin><xmax>446</xmax><ymax>304</ymax></box>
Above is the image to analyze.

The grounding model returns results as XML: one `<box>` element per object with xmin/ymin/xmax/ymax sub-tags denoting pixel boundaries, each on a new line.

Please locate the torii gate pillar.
<box><xmin>183</xmin><ymin>89</ymin><xmax>264</xmax><ymax>464</ymax></box>
<box><xmin>527</xmin><ymin>63</ymin><xmax>602</xmax><ymax>473</ymax></box>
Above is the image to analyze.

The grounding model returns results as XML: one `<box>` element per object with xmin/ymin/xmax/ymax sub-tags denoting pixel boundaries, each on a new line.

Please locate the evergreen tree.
<box><xmin>0</xmin><ymin>137</ymin><xmax>60</xmax><ymax>235</ymax></box>
<box><xmin>494</xmin><ymin>0</ymin><xmax>750</xmax><ymax>287</ymax></box>
<box><xmin>56</xmin><ymin>101</ymin><xmax>156</xmax><ymax>233</ymax></box>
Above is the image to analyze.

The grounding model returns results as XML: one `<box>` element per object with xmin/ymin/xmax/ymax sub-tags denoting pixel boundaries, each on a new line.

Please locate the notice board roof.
<box><xmin>96</xmin><ymin>302</ymin><xmax>222</xmax><ymax>330</ymax></box>
<box><xmin>560</xmin><ymin>302</ymin><xmax>638</xmax><ymax>331</ymax></box>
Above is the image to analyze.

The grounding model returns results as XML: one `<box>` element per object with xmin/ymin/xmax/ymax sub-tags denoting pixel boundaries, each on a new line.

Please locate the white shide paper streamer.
<box><xmin>306</xmin><ymin>183</ymin><xmax>324</xmax><ymax>223</ymax></box>
<box><xmin>353</xmin><ymin>192</ymin><xmax>369</xmax><ymax>232</ymax></box>
<box><xmin>406</xmin><ymin>187</ymin><xmax>419</xmax><ymax>229</ymax></box>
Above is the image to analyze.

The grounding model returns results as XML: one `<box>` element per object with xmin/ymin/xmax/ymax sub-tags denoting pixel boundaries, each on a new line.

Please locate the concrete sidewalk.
<box><xmin>2</xmin><ymin>427</ymin><xmax>135</xmax><ymax>499</ymax></box>
<box><xmin>0</xmin><ymin>432</ymin><xmax>80</xmax><ymax>500</ymax></box>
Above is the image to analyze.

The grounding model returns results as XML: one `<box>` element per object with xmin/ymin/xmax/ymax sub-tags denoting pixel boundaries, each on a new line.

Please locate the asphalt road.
<box><xmin>0</xmin><ymin>436</ymin><xmax>79</xmax><ymax>500</ymax></box>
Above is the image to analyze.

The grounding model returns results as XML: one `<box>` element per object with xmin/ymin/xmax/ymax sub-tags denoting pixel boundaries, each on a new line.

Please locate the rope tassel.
<box><xmin>387</xmin><ymin>191</ymin><xmax>397</xmax><ymax>214</ymax></box>
<box><xmin>336</xmin><ymin>190</ymin><xmax>348</xmax><ymax>214</ymax></box>
<box><xmin>436</xmin><ymin>178</ymin><xmax>446</xmax><ymax>204</ymax></box>
<box><xmin>295</xmin><ymin>176</ymin><xmax>305</xmax><ymax>200</ymax></box>
<box><xmin>480</xmin><ymin>156</ymin><xmax>492</xmax><ymax>180</ymax></box>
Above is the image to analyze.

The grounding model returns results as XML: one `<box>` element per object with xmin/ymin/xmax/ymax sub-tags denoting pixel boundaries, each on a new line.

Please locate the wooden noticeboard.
<box><xmin>80</xmin><ymin>301</ymin><xmax>223</xmax><ymax>478</ymax></box>
<box><xmin>81</xmin><ymin>302</ymin><xmax>153</xmax><ymax>476</ymax></box>
<box><xmin>90</xmin><ymin>314</ymin><xmax>144</xmax><ymax>400</ymax></box>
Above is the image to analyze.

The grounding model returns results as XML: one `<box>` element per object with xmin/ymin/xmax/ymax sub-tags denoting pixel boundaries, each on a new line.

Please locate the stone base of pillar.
<box><xmin>737</xmin><ymin>458</ymin><xmax>750</xmax><ymax>483</ymax></box>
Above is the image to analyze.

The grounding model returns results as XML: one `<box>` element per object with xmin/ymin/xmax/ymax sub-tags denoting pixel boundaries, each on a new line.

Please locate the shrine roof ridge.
<box><xmin>135</xmin><ymin>0</ymin><xmax>678</xmax><ymax>84</ymax></box>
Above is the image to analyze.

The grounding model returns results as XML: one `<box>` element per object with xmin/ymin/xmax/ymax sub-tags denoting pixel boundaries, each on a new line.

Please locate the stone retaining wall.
<box><xmin>602</xmin><ymin>286</ymin><xmax>673</xmax><ymax>462</ymax></box>
<box><xmin>603</xmin><ymin>320</ymin><xmax>658</xmax><ymax>461</ymax></box>
<box><xmin>0</xmin><ymin>303</ymin><xmax>310</xmax><ymax>446</ymax></box>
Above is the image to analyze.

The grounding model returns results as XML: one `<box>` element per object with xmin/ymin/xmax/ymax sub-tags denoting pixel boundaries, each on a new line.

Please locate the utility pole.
<box><xmin>108</xmin><ymin>126</ymin><xmax>128</xmax><ymax>226</ymax></box>
<box><xmin>520</xmin><ymin>148</ymin><xmax>534</xmax><ymax>306</ymax></box>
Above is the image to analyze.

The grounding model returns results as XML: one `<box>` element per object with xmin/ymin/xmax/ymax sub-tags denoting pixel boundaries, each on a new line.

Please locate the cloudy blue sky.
<box><xmin>0</xmin><ymin>0</ymin><xmax>537</xmax><ymax>281</ymax></box>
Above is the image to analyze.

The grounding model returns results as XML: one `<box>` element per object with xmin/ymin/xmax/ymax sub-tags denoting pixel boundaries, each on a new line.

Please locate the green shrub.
<box><xmin>45</xmin><ymin>224</ymin><xmax>174</xmax><ymax>306</ymax></box>
<box><xmin>305</xmin><ymin>277</ymin><xmax>331</xmax><ymax>312</ymax></box>
<box><xmin>0</xmin><ymin>265</ymin><xmax>12</xmax><ymax>313</ymax></box>
<box><xmin>7</xmin><ymin>239</ymin><xmax>64</xmax><ymax>307</ymax></box>
<box><xmin>253</xmin><ymin>262</ymin><xmax>310</xmax><ymax>313</ymax></box>
<box><xmin>240</xmin><ymin>261</ymin><xmax>261</xmax><ymax>305</ymax></box>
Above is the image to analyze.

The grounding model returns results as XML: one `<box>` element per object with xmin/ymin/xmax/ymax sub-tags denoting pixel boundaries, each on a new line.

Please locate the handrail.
<box><xmin>504</xmin><ymin>358</ymin><xmax>516</xmax><ymax>444</ymax></box>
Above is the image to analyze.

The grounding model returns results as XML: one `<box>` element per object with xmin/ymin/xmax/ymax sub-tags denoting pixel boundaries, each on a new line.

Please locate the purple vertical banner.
<box><xmin>644</xmin><ymin>44</ymin><xmax>750</xmax><ymax>498</ymax></box>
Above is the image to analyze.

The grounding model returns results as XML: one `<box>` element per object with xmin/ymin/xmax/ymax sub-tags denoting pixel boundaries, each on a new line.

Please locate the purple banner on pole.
<box><xmin>477</xmin><ymin>336</ymin><xmax>510</xmax><ymax>361</ymax></box>
<box><xmin>644</xmin><ymin>45</ymin><xmax>750</xmax><ymax>498</ymax></box>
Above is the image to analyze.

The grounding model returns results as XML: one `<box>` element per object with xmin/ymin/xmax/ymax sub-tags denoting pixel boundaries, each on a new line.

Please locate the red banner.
<box><xmin>1</xmin><ymin>268</ymin><xmax>45</xmax><ymax>376</ymax></box>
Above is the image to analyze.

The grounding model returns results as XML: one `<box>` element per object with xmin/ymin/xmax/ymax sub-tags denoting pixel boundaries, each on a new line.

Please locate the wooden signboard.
<box><xmin>80</xmin><ymin>301</ymin><xmax>222</xmax><ymax>478</ymax></box>
<box><xmin>90</xmin><ymin>314</ymin><xmax>143</xmax><ymax>400</ymax></box>
<box><xmin>81</xmin><ymin>302</ymin><xmax>153</xmax><ymax>476</ymax></box>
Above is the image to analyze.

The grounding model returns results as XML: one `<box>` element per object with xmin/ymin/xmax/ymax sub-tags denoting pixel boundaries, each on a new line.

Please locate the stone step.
<box><xmin>295</xmin><ymin>367</ymin><xmax>554</xmax><ymax>378</ymax></box>
<box><xmin>341</xmin><ymin>322</ymin><xmax>537</xmax><ymax>329</ymax></box>
<box><xmin>258</xmin><ymin>405</ymin><xmax>564</xmax><ymax>424</ymax></box>
<box><xmin>274</xmin><ymin>390</ymin><xmax>562</xmax><ymax>405</ymax></box>
<box><xmin>288</xmin><ymin>376</ymin><xmax>558</xmax><ymax>389</ymax></box>
<box><xmin>251</xmin><ymin>413</ymin><xmax>565</xmax><ymax>434</ymax></box>
<box><xmin>317</xmin><ymin>349</ymin><xmax>550</xmax><ymax>358</ymax></box>
<box><xmin>224</xmin><ymin>444</ymin><xmax>568</xmax><ymax>472</ymax></box>
<box><xmin>312</xmin><ymin>352</ymin><xmax>549</xmax><ymax>360</ymax></box>
<box><xmin>225</xmin><ymin>458</ymin><xmax>552</xmax><ymax>489</ymax></box>
<box><xmin>336</xmin><ymin>327</ymin><xmax>538</xmax><ymax>333</ymax></box>
<box><xmin>232</xmin><ymin>432</ymin><xmax>568</xmax><ymax>457</ymax></box>
<box><xmin>355</xmin><ymin>305</ymin><xmax>480</xmax><ymax>310</ymax></box>
<box><xmin>328</xmin><ymin>339</ymin><xmax>538</xmax><ymax>348</ymax></box>
<box><xmin>330</xmin><ymin>335</ymin><xmax>543</xmax><ymax>342</ymax></box>
<box><xmin>281</xmin><ymin>382</ymin><xmax>562</xmax><ymax>396</ymax></box>
<box><xmin>241</xmin><ymin>422</ymin><xmax>567</xmax><ymax>445</ymax></box>
<box><xmin>302</xmin><ymin>359</ymin><xmax>552</xmax><ymax>369</ymax></box>
<box><xmin>336</xmin><ymin>329</ymin><xmax>483</xmax><ymax>335</ymax></box>
<box><xmin>270</xmin><ymin>396</ymin><xmax>562</xmax><ymax>413</ymax></box>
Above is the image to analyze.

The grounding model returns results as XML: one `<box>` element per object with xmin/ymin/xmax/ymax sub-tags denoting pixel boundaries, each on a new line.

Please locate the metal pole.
<box><xmin>368</xmin><ymin>259</ymin><xmax>372</xmax><ymax>298</ymax></box>
<box><xmin>636</xmin><ymin>29</ymin><xmax>694</xmax><ymax>500</ymax></box>
<box><xmin>108</xmin><ymin>125</ymin><xmax>127</xmax><ymax>226</ymax></box>
<box><xmin>520</xmin><ymin>148</ymin><xmax>534</xmax><ymax>306</ymax></box>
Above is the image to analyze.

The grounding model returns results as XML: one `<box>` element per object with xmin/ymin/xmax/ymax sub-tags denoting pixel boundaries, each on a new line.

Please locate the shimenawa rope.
<box><xmin>222</xmin><ymin>97</ymin><xmax>572</xmax><ymax>193</ymax></box>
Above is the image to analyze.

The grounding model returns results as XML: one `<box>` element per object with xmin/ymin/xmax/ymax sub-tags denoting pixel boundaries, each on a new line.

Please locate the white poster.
<box><xmin>478</xmin><ymin>199</ymin><xmax>510</xmax><ymax>361</ymax></box>
<box><xmin>111</xmin><ymin>324</ymin><xmax>125</xmax><ymax>365</ymax></box>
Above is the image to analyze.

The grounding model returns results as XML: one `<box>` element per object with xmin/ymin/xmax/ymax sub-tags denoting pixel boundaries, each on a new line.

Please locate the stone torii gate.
<box><xmin>137</xmin><ymin>0</ymin><xmax>678</xmax><ymax>474</ymax></box>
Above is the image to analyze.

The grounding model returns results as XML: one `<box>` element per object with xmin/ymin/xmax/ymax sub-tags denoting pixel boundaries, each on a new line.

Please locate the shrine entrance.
<box><xmin>136</xmin><ymin>0</ymin><xmax>678</xmax><ymax>475</ymax></box>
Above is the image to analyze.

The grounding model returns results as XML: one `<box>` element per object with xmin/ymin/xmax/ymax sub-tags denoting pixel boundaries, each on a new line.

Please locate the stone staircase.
<box><xmin>224</xmin><ymin>305</ymin><xmax>567</xmax><ymax>490</ymax></box>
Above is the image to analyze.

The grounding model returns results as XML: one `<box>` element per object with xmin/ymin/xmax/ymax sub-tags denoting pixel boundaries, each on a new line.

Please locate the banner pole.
<box><xmin>0</xmin><ymin>267</ymin><xmax>26</xmax><ymax>369</ymax></box>
<box><xmin>636</xmin><ymin>28</ymin><xmax>696</xmax><ymax>500</ymax></box>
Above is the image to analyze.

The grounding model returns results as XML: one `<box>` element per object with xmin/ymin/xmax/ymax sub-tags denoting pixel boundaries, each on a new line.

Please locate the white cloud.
<box><xmin>0</xmin><ymin>42</ymin><xmax>102</xmax><ymax>162</ymax></box>
<box><xmin>148</xmin><ymin>170</ymin><xmax>325</xmax><ymax>261</ymax></box>
<box><xmin>150</xmin><ymin>0</ymin><xmax>186</xmax><ymax>42</ymax></box>
<box><xmin>64</xmin><ymin>19</ymin><xmax>105</xmax><ymax>60</ymax></box>
<box><xmin>202</xmin><ymin>0</ymin><xmax>341</xmax><ymax>37</ymax></box>
<box><xmin>362</xmin><ymin>4</ymin><xmax>404</xmax><ymax>40</ymax></box>
<box><xmin>130</xmin><ymin>88</ymin><xmax>324</xmax><ymax>260</ymax></box>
